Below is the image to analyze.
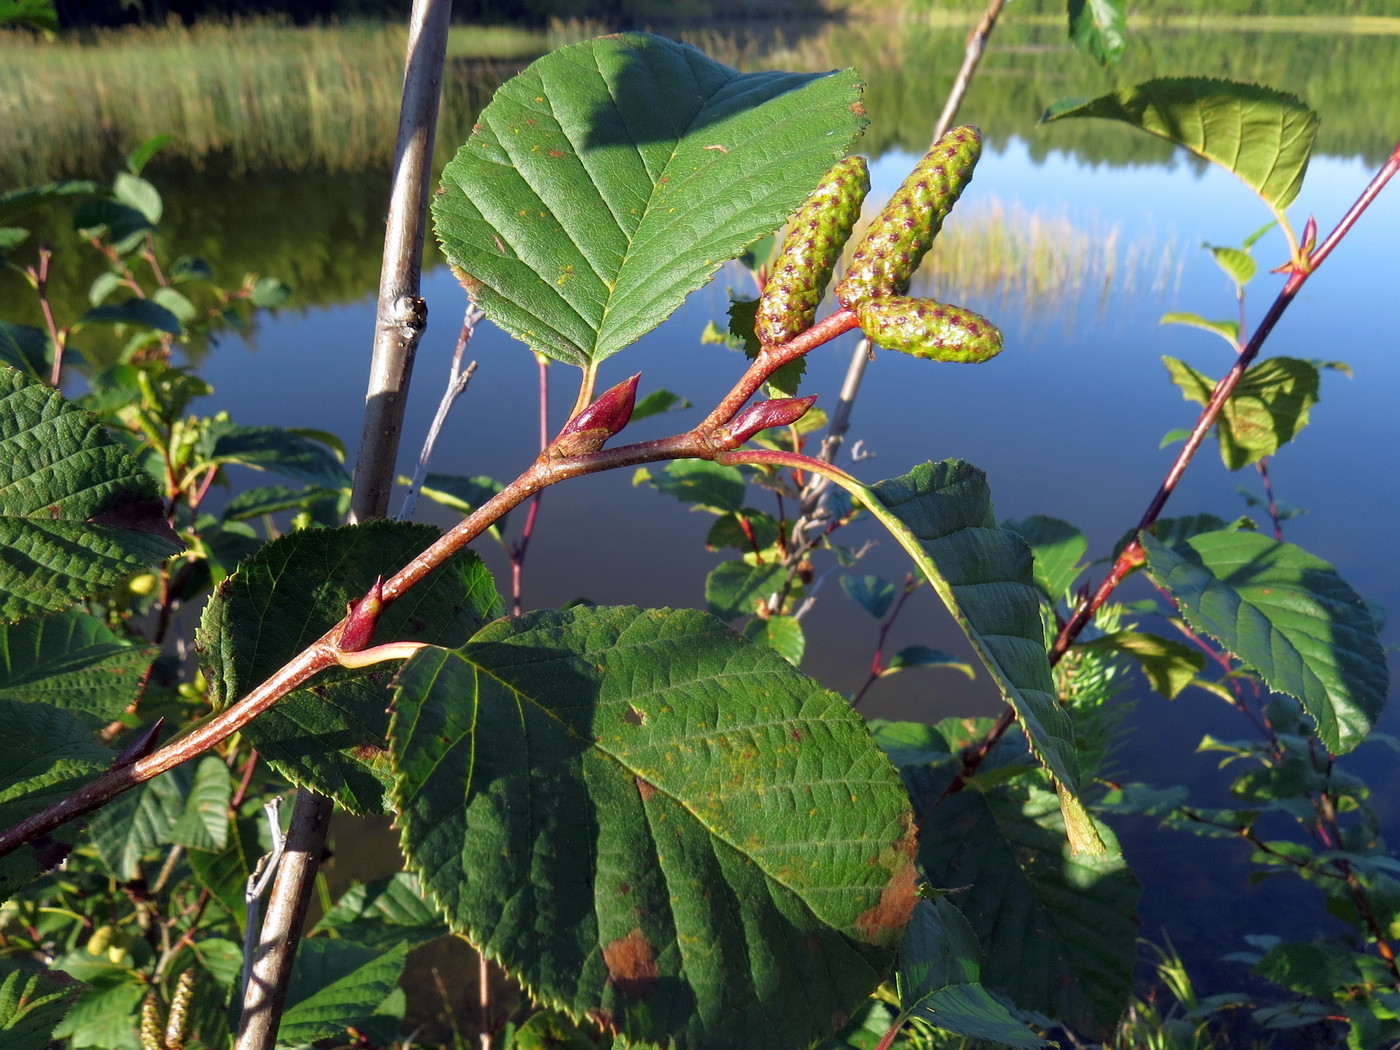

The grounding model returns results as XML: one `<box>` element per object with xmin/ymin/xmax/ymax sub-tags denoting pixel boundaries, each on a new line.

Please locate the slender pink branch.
<box><xmin>1048</xmin><ymin>144</ymin><xmax>1400</xmax><ymax>664</ymax></box>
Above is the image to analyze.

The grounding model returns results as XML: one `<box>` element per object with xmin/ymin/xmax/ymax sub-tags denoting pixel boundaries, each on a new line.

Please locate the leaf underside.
<box><xmin>391</xmin><ymin>605</ymin><xmax>917</xmax><ymax>1050</ymax></box>
<box><xmin>434</xmin><ymin>33</ymin><xmax>866</xmax><ymax>368</ymax></box>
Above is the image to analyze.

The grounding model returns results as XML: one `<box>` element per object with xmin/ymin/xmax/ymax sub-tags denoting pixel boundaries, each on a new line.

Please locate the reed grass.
<box><xmin>0</xmin><ymin>18</ymin><xmax>536</xmax><ymax>183</ymax></box>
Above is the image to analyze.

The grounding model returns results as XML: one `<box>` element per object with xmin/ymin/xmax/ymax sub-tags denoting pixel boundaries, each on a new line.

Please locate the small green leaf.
<box><xmin>0</xmin><ymin>608</ymin><xmax>155</xmax><ymax>721</ymax></box>
<box><xmin>630</xmin><ymin>388</ymin><xmax>690</xmax><ymax>422</ymax></box>
<box><xmin>280</xmin><ymin>939</ymin><xmax>409</xmax><ymax>1047</ymax></box>
<box><xmin>168</xmin><ymin>755</ymin><xmax>232</xmax><ymax>852</ymax></box>
<box><xmin>705</xmin><ymin>509</ymin><xmax>778</xmax><ymax>553</ymax></box>
<box><xmin>0</xmin><ymin>324</ymin><xmax>49</xmax><ymax>381</ymax></box>
<box><xmin>841</xmin><ymin>575</ymin><xmax>895</xmax><ymax>619</ymax></box>
<box><xmin>170</xmin><ymin>255</ymin><xmax>214</xmax><ymax>283</ymax></box>
<box><xmin>434</xmin><ymin>34</ymin><xmax>866</xmax><ymax>368</ymax></box>
<box><xmin>0</xmin><ymin>181</ymin><xmax>98</xmax><ymax>226</ymax></box>
<box><xmin>151</xmin><ymin>286</ymin><xmax>196</xmax><ymax>324</ymax></box>
<box><xmin>416</xmin><ymin>473</ymin><xmax>508</xmax><ymax>537</ymax></box>
<box><xmin>89</xmin><ymin>763</ymin><xmax>191</xmax><ymax>880</ymax></box>
<box><xmin>866</xmin><ymin>720</ymin><xmax>952</xmax><ymax>767</ymax></box>
<box><xmin>313</xmin><ymin>872</ymin><xmax>449</xmax><ymax>950</ymax></box>
<box><xmin>199</xmin><ymin>419</ymin><xmax>350</xmax><ymax>488</ymax></box>
<box><xmin>249</xmin><ymin>276</ymin><xmax>291</xmax><ymax>308</ymax></box>
<box><xmin>112</xmin><ymin>173</ymin><xmax>161</xmax><ymax>225</ymax></box>
<box><xmin>87</xmin><ymin>271</ymin><xmax>123</xmax><ymax>308</ymax></box>
<box><xmin>1160</xmin><ymin>312</ymin><xmax>1239</xmax><ymax>347</ymax></box>
<box><xmin>392</xmin><ymin>605</ymin><xmax>916</xmax><ymax>1050</ymax></box>
<box><xmin>1163</xmin><ymin>355</ymin><xmax>1321</xmax><ymax>469</ymax></box>
<box><xmin>0</xmin><ymin>228</ymin><xmax>26</xmax><ymax>255</ymax></box>
<box><xmin>78</xmin><ymin>298</ymin><xmax>183</xmax><ymax>335</ymax></box>
<box><xmin>653</xmin><ymin>459</ymin><xmax>747</xmax><ymax>513</ymax></box>
<box><xmin>72</xmin><ymin>198</ymin><xmax>153</xmax><ymax>254</ymax></box>
<box><xmin>705</xmin><ymin>560</ymin><xmax>786</xmax><ymax>621</ymax></box>
<box><xmin>1141</xmin><ymin>530</ymin><xmax>1388</xmax><ymax>753</ymax></box>
<box><xmin>1074</xmin><ymin>630</ymin><xmax>1205</xmax><ymax>700</ymax></box>
<box><xmin>1067</xmin><ymin>0</ymin><xmax>1128</xmax><ymax>67</ymax></box>
<box><xmin>52</xmin><ymin>974</ymin><xmax>146</xmax><ymax>1050</ymax></box>
<box><xmin>885</xmin><ymin>646</ymin><xmax>974</xmax><ymax>679</ymax></box>
<box><xmin>897</xmin><ymin>897</ymin><xmax>1046</xmax><ymax>1047</ymax></box>
<box><xmin>742</xmin><ymin>613</ymin><xmax>804</xmax><ymax>666</ymax></box>
<box><xmin>221</xmin><ymin>484</ymin><xmax>341</xmax><ymax>522</ymax></box>
<box><xmin>1043</xmin><ymin>78</ymin><xmax>1318</xmax><ymax>211</ymax></box>
<box><xmin>1207</xmin><ymin>244</ymin><xmax>1257</xmax><ymax>290</ymax></box>
<box><xmin>0</xmin><ymin>367</ymin><xmax>182</xmax><ymax>620</ymax></box>
<box><xmin>125</xmin><ymin>134</ymin><xmax>173</xmax><ymax>176</ymax></box>
<box><xmin>1003</xmin><ymin>515</ymin><xmax>1088</xmax><ymax>603</ymax></box>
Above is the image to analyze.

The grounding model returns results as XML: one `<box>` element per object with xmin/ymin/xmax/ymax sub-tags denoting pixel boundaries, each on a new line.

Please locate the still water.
<box><xmin>10</xmin><ymin>14</ymin><xmax>1400</xmax><ymax>1005</ymax></box>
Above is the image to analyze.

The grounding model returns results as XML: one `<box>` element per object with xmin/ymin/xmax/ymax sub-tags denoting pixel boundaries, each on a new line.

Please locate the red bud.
<box><xmin>549</xmin><ymin>374</ymin><xmax>640</xmax><ymax>457</ymax></box>
<box><xmin>728</xmin><ymin>395</ymin><xmax>817</xmax><ymax>445</ymax></box>
<box><xmin>339</xmin><ymin>576</ymin><xmax>384</xmax><ymax>653</ymax></box>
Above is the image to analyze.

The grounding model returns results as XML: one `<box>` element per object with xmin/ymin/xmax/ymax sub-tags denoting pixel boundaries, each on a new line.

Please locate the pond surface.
<box><xmin>8</xmin><ymin>13</ymin><xmax>1400</xmax><ymax>1007</ymax></box>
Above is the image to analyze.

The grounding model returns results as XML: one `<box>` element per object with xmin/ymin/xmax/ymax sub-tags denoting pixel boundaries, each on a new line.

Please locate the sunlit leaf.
<box><xmin>742</xmin><ymin>613</ymin><xmax>805</xmax><ymax>666</ymax></box>
<box><xmin>168</xmin><ymin>755</ymin><xmax>232</xmax><ymax>853</ymax></box>
<box><xmin>89</xmin><ymin>762</ymin><xmax>190</xmax><ymax>880</ymax></box>
<box><xmin>864</xmin><ymin>462</ymin><xmax>1100</xmax><ymax>853</ymax></box>
<box><xmin>198</xmin><ymin>419</ymin><xmax>350</xmax><ymax>488</ymax></box>
<box><xmin>1142</xmin><ymin>530</ymin><xmax>1388</xmax><ymax>753</ymax></box>
<box><xmin>0</xmin><ymin>367</ymin><xmax>182</xmax><ymax>621</ymax></box>
<box><xmin>1043</xmin><ymin>78</ymin><xmax>1318</xmax><ymax>211</ymax></box>
<box><xmin>1207</xmin><ymin>244</ymin><xmax>1256</xmax><ymax>290</ymax></box>
<box><xmin>392</xmin><ymin>605</ymin><xmax>916</xmax><ymax>1050</ymax></box>
<box><xmin>1067</xmin><ymin>0</ymin><xmax>1128</xmax><ymax>67</ymax></box>
<box><xmin>1074</xmin><ymin>630</ymin><xmax>1204</xmax><ymax>700</ymax></box>
<box><xmin>630</xmin><ymin>388</ymin><xmax>690</xmax><ymax>421</ymax></box>
<box><xmin>1163</xmin><ymin>355</ymin><xmax>1321</xmax><ymax>469</ymax></box>
<box><xmin>434</xmin><ymin>33</ymin><xmax>866</xmax><ymax>367</ymax></box>
<box><xmin>313</xmin><ymin>872</ymin><xmax>449</xmax><ymax>951</ymax></box>
<box><xmin>705</xmin><ymin>560</ymin><xmax>786</xmax><ymax>621</ymax></box>
<box><xmin>651</xmin><ymin>459</ymin><xmax>746</xmax><ymax>513</ymax></box>
<box><xmin>0</xmin><ymin>968</ymin><xmax>79</xmax><ymax>1050</ymax></box>
<box><xmin>1160</xmin><ymin>311</ymin><xmax>1239</xmax><ymax>348</ymax></box>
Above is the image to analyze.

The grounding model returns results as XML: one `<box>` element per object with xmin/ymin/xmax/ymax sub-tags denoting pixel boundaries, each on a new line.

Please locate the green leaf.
<box><xmin>865</xmin><ymin>462</ymin><xmax>1099</xmax><ymax>853</ymax></box>
<box><xmin>186</xmin><ymin>813</ymin><xmax>263</xmax><ymax>934</ymax></box>
<box><xmin>885</xmin><ymin>646</ymin><xmax>974</xmax><ymax>679</ymax></box>
<box><xmin>1003</xmin><ymin>515</ymin><xmax>1087</xmax><ymax>604</ymax></box>
<box><xmin>1141</xmin><ymin>530</ymin><xmax>1388</xmax><ymax>753</ymax></box>
<box><xmin>705</xmin><ymin>560</ymin><xmax>786</xmax><ymax>621</ymax></box>
<box><xmin>1074</xmin><ymin>630</ymin><xmax>1204</xmax><ymax>700</ymax></box>
<box><xmin>741</xmin><ymin>613</ymin><xmax>804</xmax><ymax>666</ymax></box>
<box><xmin>416</xmin><ymin>473</ymin><xmax>509</xmax><ymax>537</ymax></box>
<box><xmin>198</xmin><ymin>521</ymin><xmax>502</xmax><ymax>813</ymax></box>
<box><xmin>313</xmin><ymin>872</ymin><xmax>449</xmax><ymax>950</ymax></box>
<box><xmin>112</xmin><ymin>173</ymin><xmax>161</xmax><ymax>225</ymax></box>
<box><xmin>866</xmin><ymin>720</ymin><xmax>952</xmax><ymax>768</ymax></box>
<box><xmin>77</xmin><ymin>298</ymin><xmax>183</xmax><ymax>335</ymax></box>
<box><xmin>910</xmin><ymin>773</ymin><xmax>1140</xmax><ymax>1034</ymax></box>
<box><xmin>72</xmin><ymin>197</ymin><xmax>154</xmax><ymax>255</ymax></box>
<box><xmin>1067</xmin><ymin>0</ymin><xmax>1128</xmax><ymax>67</ymax></box>
<box><xmin>0</xmin><ymin>701</ymin><xmax>108</xmax><ymax>896</ymax></box>
<box><xmin>1163</xmin><ymin>356</ymin><xmax>1321</xmax><ymax>469</ymax></box>
<box><xmin>52</xmin><ymin>973</ymin><xmax>146</xmax><ymax>1050</ymax></box>
<box><xmin>0</xmin><ymin>181</ymin><xmax>98</xmax><ymax>226</ymax></box>
<box><xmin>88</xmin><ymin>762</ymin><xmax>190</xmax><ymax>880</ymax></box>
<box><xmin>167</xmin><ymin>755</ymin><xmax>232</xmax><ymax>852</ymax></box>
<box><xmin>151</xmin><ymin>286</ymin><xmax>195</xmax><ymax>325</ymax></box>
<box><xmin>842</xmin><ymin>575</ymin><xmax>895</xmax><ymax>619</ymax></box>
<box><xmin>1042</xmin><ymin>78</ymin><xmax>1318</xmax><ymax>211</ymax></box>
<box><xmin>1160</xmin><ymin>312</ymin><xmax>1239</xmax><ymax>348</ymax></box>
<box><xmin>198</xmin><ymin>419</ymin><xmax>350</xmax><ymax>488</ymax></box>
<box><xmin>896</xmin><ymin>897</ymin><xmax>1046</xmax><ymax>1047</ymax></box>
<box><xmin>630</xmin><ymin>388</ymin><xmax>690</xmax><ymax>422</ymax></box>
<box><xmin>169</xmin><ymin>255</ymin><xmax>213</xmax><ymax>283</ymax></box>
<box><xmin>391</xmin><ymin>605</ymin><xmax>916</xmax><ymax>1050</ymax></box>
<box><xmin>705</xmin><ymin>509</ymin><xmax>778</xmax><ymax>553</ymax></box>
<box><xmin>433</xmin><ymin>33</ymin><xmax>866</xmax><ymax>368</ymax></box>
<box><xmin>0</xmin><ymin>324</ymin><xmax>49</xmax><ymax>380</ymax></box>
<box><xmin>279</xmin><ymin>939</ymin><xmax>409</xmax><ymax>1047</ymax></box>
<box><xmin>1207</xmin><ymin>244</ymin><xmax>1257</xmax><ymax>290</ymax></box>
<box><xmin>653</xmin><ymin>459</ymin><xmax>746</xmax><ymax>513</ymax></box>
<box><xmin>0</xmin><ymin>968</ymin><xmax>79</xmax><ymax>1050</ymax></box>
<box><xmin>0</xmin><ymin>608</ymin><xmax>154</xmax><ymax>721</ymax></box>
<box><xmin>125</xmin><ymin>134</ymin><xmax>173</xmax><ymax>176</ymax></box>
<box><xmin>0</xmin><ymin>228</ymin><xmax>27</xmax><ymax>254</ymax></box>
<box><xmin>0</xmin><ymin>368</ymin><xmax>182</xmax><ymax>620</ymax></box>
<box><xmin>220</xmin><ymin>484</ymin><xmax>340</xmax><ymax>522</ymax></box>
<box><xmin>249</xmin><ymin>275</ymin><xmax>291</xmax><ymax>309</ymax></box>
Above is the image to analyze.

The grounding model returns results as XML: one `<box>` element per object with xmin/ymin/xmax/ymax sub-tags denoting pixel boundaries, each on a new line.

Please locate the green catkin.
<box><xmin>857</xmin><ymin>296</ymin><xmax>1004</xmax><ymax>363</ymax></box>
<box><xmin>755</xmin><ymin>155</ymin><xmax>870</xmax><ymax>346</ymax></box>
<box><xmin>834</xmin><ymin>124</ymin><xmax>982</xmax><ymax>309</ymax></box>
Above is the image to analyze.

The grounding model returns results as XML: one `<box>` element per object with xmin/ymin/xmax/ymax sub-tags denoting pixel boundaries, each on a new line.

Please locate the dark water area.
<box><xmin>6</xmin><ymin>12</ymin><xmax>1400</xmax><ymax>1028</ymax></box>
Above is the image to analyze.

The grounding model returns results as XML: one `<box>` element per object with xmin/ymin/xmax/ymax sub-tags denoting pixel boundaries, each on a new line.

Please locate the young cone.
<box><xmin>834</xmin><ymin>125</ymin><xmax>982</xmax><ymax>309</ymax></box>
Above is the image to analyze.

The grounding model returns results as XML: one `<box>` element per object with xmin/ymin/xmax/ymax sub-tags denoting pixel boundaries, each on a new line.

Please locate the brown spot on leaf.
<box><xmin>602</xmin><ymin>927</ymin><xmax>658</xmax><ymax>999</ymax></box>
<box><xmin>790</xmin><ymin>729</ymin><xmax>803</xmax><ymax>742</ymax></box>
<box><xmin>549</xmin><ymin>149</ymin><xmax>565</xmax><ymax>157</ymax></box>
<box><xmin>351</xmin><ymin>744</ymin><xmax>386</xmax><ymax>762</ymax></box>
<box><xmin>635</xmin><ymin>775</ymin><xmax>657</xmax><ymax>802</ymax></box>
<box><xmin>623</xmin><ymin>705</ymin><xmax>644</xmax><ymax>726</ymax></box>
<box><xmin>853</xmin><ymin>812</ymin><xmax>920</xmax><ymax>947</ymax></box>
